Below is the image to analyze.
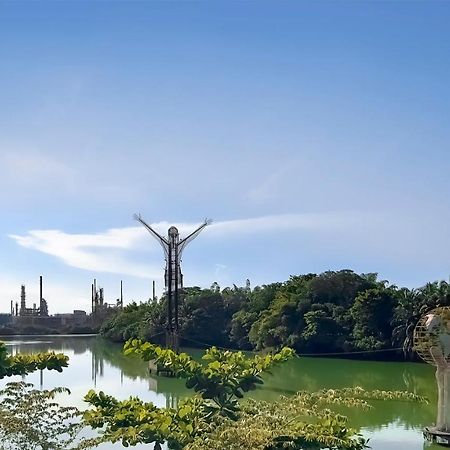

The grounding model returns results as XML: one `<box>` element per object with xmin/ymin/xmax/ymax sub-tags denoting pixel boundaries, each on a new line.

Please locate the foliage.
<box><xmin>180</xmin><ymin>287</ymin><xmax>243</xmax><ymax>347</ymax></box>
<box><xmin>0</xmin><ymin>382</ymin><xmax>82</xmax><ymax>450</ymax></box>
<box><xmin>100</xmin><ymin>301</ymin><xmax>165</xmax><ymax>343</ymax></box>
<box><xmin>83</xmin><ymin>342</ymin><xmax>426</xmax><ymax>450</ymax></box>
<box><xmin>186</xmin><ymin>387</ymin><xmax>426</xmax><ymax>450</ymax></box>
<box><xmin>0</xmin><ymin>343</ymin><xmax>71</xmax><ymax>448</ymax></box>
<box><xmin>82</xmin><ymin>392</ymin><xmax>205</xmax><ymax>450</ymax></box>
<box><xmin>123</xmin><ymin>340</ymin><xmax>294</xmax><ymax>418</ymax></box>
<box><xmin>0</xmin><ymin>342</ymin><xmax>68</xmax><ymax>378</ymax></box>
<box><xmin>350</xmin><ymin>287</ymin><xmax>398</xmax><ymax>350</ymax></box>
<box><xmin>100</xmin><ymin>270</ymin><xmax>450</xmax><ymax>360</ymax></box>
<box><xmin>392</xmin><ymin>281</ymin><xmax>450</xmax><ymax>353</ymax></box>
<box><xmin>83</xmin><ymin>343</ymin><xmax>294</xmax><ymax>448</ymax></box>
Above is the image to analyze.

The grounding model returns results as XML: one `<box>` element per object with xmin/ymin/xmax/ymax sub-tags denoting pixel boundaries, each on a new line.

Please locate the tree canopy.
<box><xmin>100</xmin><ymin>270</ymin><xmax>450</xmax><ymax>359</ymax></box>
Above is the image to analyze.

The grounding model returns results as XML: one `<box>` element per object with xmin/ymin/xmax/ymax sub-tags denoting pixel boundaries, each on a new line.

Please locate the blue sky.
<box><xmin>1</xmin><ymin>1</ymin><xmax>449</xmax><ymax>313</ymax></box>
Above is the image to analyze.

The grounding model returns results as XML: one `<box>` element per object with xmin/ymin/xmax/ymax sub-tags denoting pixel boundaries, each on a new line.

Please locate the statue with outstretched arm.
<box><xmin>134</xmin><ymin>214</ymin><xmax>212</xmax><ymax>349</ymax></box>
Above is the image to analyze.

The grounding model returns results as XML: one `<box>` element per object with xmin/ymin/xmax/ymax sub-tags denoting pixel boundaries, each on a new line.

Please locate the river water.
<box><xmin>0</xmin><ymin>335</ymin><xmax>441</xmax><ymax>450</ymax></box>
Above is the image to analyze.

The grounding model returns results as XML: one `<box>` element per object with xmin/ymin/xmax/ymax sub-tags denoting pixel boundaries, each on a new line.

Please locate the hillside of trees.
<box><xmin>100</xmin><ymin>270</ymin><xmax>450</xmax><ymax>359</ymax></box>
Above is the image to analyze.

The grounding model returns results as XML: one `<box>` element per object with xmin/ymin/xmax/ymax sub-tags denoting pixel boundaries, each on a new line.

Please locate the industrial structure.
<box><xmin>1</xmin><ymin>277</ymin><xmax>124</xmax><ymax>334</ymax></box>
<box><xmin>135</xmin><ymin>214</ymin><xmax>211</xmax><ymax>349</ymax></box>
<box><xmin>11</xmin><ymin>276</ymin><xmax>49</xmax><ymax>318</ymax></box>
<box><xmin>91</xmin><ymin>278</ymin><xmax>123</xmax><ymax>324</ymax></box>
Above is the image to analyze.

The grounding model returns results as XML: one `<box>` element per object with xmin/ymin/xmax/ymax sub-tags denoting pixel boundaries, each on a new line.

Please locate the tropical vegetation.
<box><xmin>0</xmin><ymin>270</ymin><xmax>441</xmax><ymax>449</ymax></box>
<box><xmin>100</xmin><ymin>270</ymin><xmax>450</xmax><ymax>358</ymax></box>
<box><xmin>0</xmin><ymin>331</ymin><xmax>427</xmax><ymax>450</ymax></box>
<box><xmin>0</xmin><ymin>341</ymin><xmax>68</xmax><ymax>379</ymax></box>
<box><xmin>82</xmin><ymin>340</ymin><xmax>425</xmax><ymax>450</ymax></box>
<box><xmin>0</xmin><ymin>341</ymin><xmax>80</xmax><ymax>450</ymax></box>
<box><xmin>0</xmin><ymin>382</ymin><xmax>81</xmax><ymax>450</ymax></box>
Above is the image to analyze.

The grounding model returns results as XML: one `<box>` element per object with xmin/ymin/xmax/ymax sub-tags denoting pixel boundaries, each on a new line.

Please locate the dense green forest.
<box><xmin>100</xmin><ymin>270</ymin><xmax>450</xmax><ymax>358</ymax></box>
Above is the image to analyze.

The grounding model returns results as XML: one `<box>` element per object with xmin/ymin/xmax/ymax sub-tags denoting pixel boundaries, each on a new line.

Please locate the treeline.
<box><xmin>100</xmin><ymin>270</ymin><xmax>450</xmax><ymax>358</ymax></box>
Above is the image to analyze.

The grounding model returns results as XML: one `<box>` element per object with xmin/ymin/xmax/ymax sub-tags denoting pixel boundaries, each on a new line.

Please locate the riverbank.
<box><xmin>0</xmin><ymin>324</ymin><xmax>98</xmax><ymax>335</ymax></box>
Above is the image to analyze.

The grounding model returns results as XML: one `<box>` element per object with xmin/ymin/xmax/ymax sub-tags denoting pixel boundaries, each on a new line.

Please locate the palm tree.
<box><xmin>392</xmin><ymin>281</ymin><xmax>450</xmax><ymax>355</ymax></box>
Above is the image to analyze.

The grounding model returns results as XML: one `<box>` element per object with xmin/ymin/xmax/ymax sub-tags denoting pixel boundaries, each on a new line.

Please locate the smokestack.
<box><xmin>39</xmin><ymin>275</ymin><xmax>44</xmax><ymax>314</ymax></box>
<box><xmin>153</xmin><ymin>280</ymin><xmax>156</xmax><ymax>301</ymax></box>
<box><xmin>10</xmin><ymin>300</ymin><xmax>13</xmax><ymax>316</ymax></box>
<box><xmin>20</xmin><ymin>285</ymin><xmax>26</xmax><ymax>312</ymax></box>
<box><xmin>15</xmin><ymin>302</ymin><xmax>18</xmax><ymax>316</ymax></box>
<box><xmin>120</xmin><ymin>280</ymin><xmax>123</xmax><ymax>308</ymax></box>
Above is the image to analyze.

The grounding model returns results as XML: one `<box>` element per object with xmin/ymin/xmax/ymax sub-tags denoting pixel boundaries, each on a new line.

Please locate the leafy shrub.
<box><xmin>0</xmin><ymin>382</ymin><xmax>82</xmax><ymax>450</ymax></box>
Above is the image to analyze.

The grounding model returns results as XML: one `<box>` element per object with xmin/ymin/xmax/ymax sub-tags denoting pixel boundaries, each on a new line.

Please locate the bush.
<box><xmin>0</xmin><ymin>382</ymin><xmax>82</xmax><ymax>450</ymax></box>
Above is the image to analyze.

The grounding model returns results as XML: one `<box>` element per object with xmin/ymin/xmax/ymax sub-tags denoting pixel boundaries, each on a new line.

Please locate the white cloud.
<box><xmin>9</xmin><ymin>210</ymin><xmax>449</xmax><ymax>290</ymax></box>
<box><xmin>4</xmin><ymin>210</ymin><xmax>450</xmax><ymax>310</ymax></box>
<box><xmin>9</xmin><ymin>213</ymin><xmax>358</xmax><ymax>277</ymax></box>
<box><xmin>9</xmin><ymin>228</ymin><xmax>157</xmax><ymax>278</ymax></box>
<box><xmin>209</xmin><ymin>212</ymin><xmax>357</xmax><ymax>235</ymax></box>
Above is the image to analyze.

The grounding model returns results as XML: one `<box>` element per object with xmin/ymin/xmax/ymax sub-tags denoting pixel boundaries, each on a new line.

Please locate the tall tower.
<box><xmin>135</xmin><ymin>214</ymin><xmax>211</xmax><ymax>350</ymax></box>
<box><xmin>20</xmin><ymin>285</ymin><xmax>26</xmax><ymax>315</ymax></box>
<box><xmin>39</xmin><ymin>275</ymin><xmax>48</xmax><ymax>316</ymax></box>
<box><xmin>39</xmin><ymin>276</ymin><xmax>43</xmax><ymax>312</ymax></box>
<box><xmin>91</xmin><ymin>282</ymin><xmax>95</xmax><ymax>314</ymax></box>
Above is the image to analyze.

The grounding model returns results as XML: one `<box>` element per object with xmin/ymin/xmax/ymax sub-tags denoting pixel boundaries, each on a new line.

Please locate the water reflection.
<box><xmin>0</xmin><ymin>335</ymin><xmax>443</xmax><ymax>450</ymax></box>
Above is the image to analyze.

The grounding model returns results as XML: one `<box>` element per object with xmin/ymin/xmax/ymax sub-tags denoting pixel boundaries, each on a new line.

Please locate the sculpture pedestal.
<box><xmin>424</xmin><ymin>363</ymin><xmax>450</xmax><ymax>446</ymax></box>
<box><xmin>424</xmin><ymin>427</ymin><xmax>450</xmax><ymax>446</ymax></box>
<box><xmin>165</xmin><ymin>331</ymin><xmax>179</xmax><ymax>351</ymax></box>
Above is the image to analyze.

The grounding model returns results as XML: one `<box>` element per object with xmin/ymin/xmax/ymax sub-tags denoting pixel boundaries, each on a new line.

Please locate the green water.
<box><xmin>0</xmin><ymin>335</ymin><xmax>441</xmax><ymax>450</ymax></box>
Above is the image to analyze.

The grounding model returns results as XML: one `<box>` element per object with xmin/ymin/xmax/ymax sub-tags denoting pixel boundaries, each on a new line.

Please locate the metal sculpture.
<box><xmin>135</xmin><ymin>214</ymin><xmax>211</xmax><ymax>349</ymax></box>
<box><xmin>414</xmin><ymin>307</ymin><xmax>450</xmax><ymax>446</ymax></box>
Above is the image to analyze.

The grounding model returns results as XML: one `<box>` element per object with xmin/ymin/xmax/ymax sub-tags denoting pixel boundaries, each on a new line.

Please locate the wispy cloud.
<box><xmin>0</xmin><ymin>150</ymin><xmax>77</xmax><ymax>190</ymax></box>
<box><xmin>209</xmin><ymin>212</ymin><xmax>357</xmax><ymax>235</ymax></box>
<box><xmin>0</xmin><ymin>147</ymin><xmax>140</xmax><ymax>203</ymax></box>
<box><xmin>9</xmin><ymin>227</ymin><xmax>156</xmax><ymax>278</ymax></box>
<box><xmin>9</xmin><ymin>212</ymin><xmax>359</xmax><ymax>277</ymax></box>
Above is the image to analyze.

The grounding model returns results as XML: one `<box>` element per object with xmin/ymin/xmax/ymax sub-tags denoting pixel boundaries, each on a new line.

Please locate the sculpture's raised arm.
<box><xmin>134</xmin><ymin>214</ymin><xmax>169</xmax><ymax>255</ymax></box>
<box><xmin>178</xmin><ymin>218</ymin><xmax>212</xmax><ymax>255</ymax></box>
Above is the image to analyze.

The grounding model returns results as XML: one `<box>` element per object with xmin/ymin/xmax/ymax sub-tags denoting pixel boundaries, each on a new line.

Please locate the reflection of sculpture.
<box><xmin>135</xmin><ymin>214</ymin><xmax>211</xmax><ymax>349</ymax></box>
<box><xmin>414</xmin><ymin>307</ymin><xmax>450</xmax><ymax>445</ymax></box>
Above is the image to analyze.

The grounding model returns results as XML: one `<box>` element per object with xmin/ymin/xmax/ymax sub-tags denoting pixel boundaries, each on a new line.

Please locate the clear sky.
<box><xmin>0</xmin><ymin>1</ymin><xmax>449</xmax><ymax>313</ymax></box>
